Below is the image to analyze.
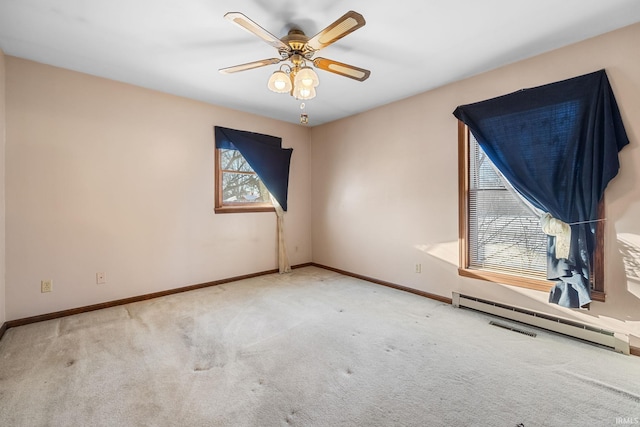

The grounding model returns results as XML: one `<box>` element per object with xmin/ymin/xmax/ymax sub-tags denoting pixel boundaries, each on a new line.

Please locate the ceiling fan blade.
<box><xmin>313</xmin><ymin>58</ymin><xmax>370</xmax><ymax>81</ymax></box>
<box><xmin>224</xmin><ymin>12</ymin><xmax>290</xmax><ymax>52</ymax></box>
<box><xmin>306</xmin><ymin>11</ymin><xmax>366</xmax><ymax>51</ymax></box>
<box><xmin>219</xmin><ymin>58</ymin><xmax>282</xmax><ymax>74</ymax></box>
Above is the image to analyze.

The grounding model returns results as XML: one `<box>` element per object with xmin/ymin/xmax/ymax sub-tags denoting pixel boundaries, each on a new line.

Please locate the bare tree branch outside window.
<box><xmin>469</xmin><ymin>135</ymin><xmax>547</xmax><ymax>277</ymax></box>
<box><xmin>220</xmin><ymin>149</ymin><xmax>271</xmax><ymax>204</ymax></box>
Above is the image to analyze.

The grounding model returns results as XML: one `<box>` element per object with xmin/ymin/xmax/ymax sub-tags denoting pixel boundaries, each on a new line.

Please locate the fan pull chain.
<box><xmin>300</xmin><ymin>102</ymin><xmax>309</xmax><ymax>125</ymax></box>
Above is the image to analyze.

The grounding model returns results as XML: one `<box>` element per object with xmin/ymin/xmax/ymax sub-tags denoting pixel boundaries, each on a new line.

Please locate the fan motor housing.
<box><xmin>280</xmin><ymin>29</ymin><xmax>314</xmax><ymax>58</ymax></box>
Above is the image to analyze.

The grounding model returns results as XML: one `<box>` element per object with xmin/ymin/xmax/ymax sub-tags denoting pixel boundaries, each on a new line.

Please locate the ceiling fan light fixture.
<box><xmin>294</xmin><ymin>67</ymin><xmax>319</xmax><ymax>88</ymax></box>
<box><xmin>293</xmin><ymin>85</ymin><xmax>316</xmax><ymax>100</ymax></box>
<box><xmin>267</xmin><ymin>70</ymin><xmax>292</xmax><ymax>93</ymax></box>
<box><xmin>221</xmin><ymin>10</ymin><xmax>370</xmax><ymax>108</ymax></box>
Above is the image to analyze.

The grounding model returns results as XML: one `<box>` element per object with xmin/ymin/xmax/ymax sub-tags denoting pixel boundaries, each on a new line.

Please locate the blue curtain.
<box><xmin>453</xmin><ymin>70</ymin><xmax>629</xmax><ymax>308</ymax></box>
<box><xmin>215</xmin><ymin>126</ymin><xmax>293</xmax><ymax>211</ymax></box>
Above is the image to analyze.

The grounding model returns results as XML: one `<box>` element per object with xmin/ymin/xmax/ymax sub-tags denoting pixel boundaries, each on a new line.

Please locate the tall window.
<box><xmin>468</xmin><ymin>131</ymin><xmax>547</xmax><ymax>278</ymax></box>
<box><xmin>215</xmin><ymin>148</ymin><xmax>274</xmax><ymax>214</ymax></box>
<box><xmin>459</xmin><ymin>122</ymin><xmax>605</xmax><ymax>299</ymax></box>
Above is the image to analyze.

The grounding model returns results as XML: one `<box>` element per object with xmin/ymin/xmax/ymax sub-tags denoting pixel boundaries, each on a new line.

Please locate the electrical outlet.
<box><xmin>96</xmin><ymin>272</ymin><xmax>106</xmax><ymax>284</ymax></box>
<box><xmin>41</xmin><ymin>279</ymin><xmax>53</xmax><ymax>293</ymax></box>
<box><xmin>415</xmin><ymin>264</ymin><xmax>422</xmax><ymax>273</ymax></box>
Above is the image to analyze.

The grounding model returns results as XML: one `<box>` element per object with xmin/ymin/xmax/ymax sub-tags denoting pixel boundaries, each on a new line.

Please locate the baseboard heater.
<box><xmin>452</xmin><ymin>292</ymin><xmax>630</xmax><ymax>355</ymax></box>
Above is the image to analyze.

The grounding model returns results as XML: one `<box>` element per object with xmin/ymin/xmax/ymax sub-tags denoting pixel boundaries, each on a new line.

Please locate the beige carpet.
<box><xmin>1</xmin><ymin>266</ymin><xmax>639</xmax><ymax>426</ymax></box>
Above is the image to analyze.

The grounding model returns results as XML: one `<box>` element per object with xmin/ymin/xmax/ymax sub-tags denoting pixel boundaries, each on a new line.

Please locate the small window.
<box><xmin>458</xmin><ymin>122</ymin><xmax>605</xmax><ymax>300</ymax></box>
<box><xmin>215</xmin><ymin>148</ymin><xmax>274</xmax><ymax>213</ymax></box>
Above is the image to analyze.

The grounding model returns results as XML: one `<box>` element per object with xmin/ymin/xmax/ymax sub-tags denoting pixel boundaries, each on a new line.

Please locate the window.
<box><xmin>468</xmin><ymin>130</ymin><xmax>547</xmax><ymax>277</ymax></box>
<box><xmin>214</xmin><ymin>148</ymin><xmax>274</xmax><ymax>213</ymax></box>
<box><xmin>458</xmin><ymin>122</ymin><xmax>605</xmax><ymax>300</ymax></box>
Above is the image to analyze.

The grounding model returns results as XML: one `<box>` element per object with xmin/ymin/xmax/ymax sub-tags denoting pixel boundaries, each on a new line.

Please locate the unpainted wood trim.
<box><xmin>593</xmin><ymin>199</ymin><xmax>605</xmax><ymax>294</ymax></box>
<box><xmin>631</xmin><ymin>346</ymin><xmax>640</xmax><ymax>357</ymax></box>
<box><xmin>591</xmin><ymin>291</ymin><xmax>605</xmax><ymax>303</ymax></box>
<box><xmin>458</xmin><ymin>120</ymin><xmax>469</xmax><ymax>272</ymax></box>
<box><xmin>458</xmin><ymin>268</ymin><xmax>606</xmax><ymax>302</ymax></box>
<box><xmin>214</xmin><ymin>145</ymin><xmax>222</xmax><ymax>209</ymax></box>
<box><xmin>3</xmin><ymin>263</ymin><xmax>312</xmax><ymax>331</ymax></box>
<box><xmin>214</xmin><ymin>205</ymin><xmax>275</xmax><ymax>214</ymax></box>
<box><xmin>0</xmin><ymin>322</ymin><xmax>7</xmax><ymax>341</ymax></box>
<box><xmin>458</xmin><ymin>268</ymin><xmax>552</xmax><ymax>292</ymax></box>
<box><xmin>312</xmin><ymin>263</ymin><xmax>453</xmax><ymax>305</ymax></box>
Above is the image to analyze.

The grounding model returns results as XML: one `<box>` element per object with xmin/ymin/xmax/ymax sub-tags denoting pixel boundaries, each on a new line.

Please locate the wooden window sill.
<box><xmin>214</xmin><ymin>205</ymin><xmax>275</xmax><ymax>214</ymax></box>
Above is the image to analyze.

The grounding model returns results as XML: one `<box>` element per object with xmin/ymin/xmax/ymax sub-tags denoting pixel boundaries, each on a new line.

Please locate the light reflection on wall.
<box><xmin>618</xmin><ymin>233</ymin><xmax>640</xmax><ymax>283</ymax></box>
<box><xmin>416</xmin><ymin>235</ymin><xmax>640</xmax><ymax>302</ymax></box>
<box><xmin>415</xmin><ymin>241</ymin><xmax>459</xmax><ymax>266</ymax></box>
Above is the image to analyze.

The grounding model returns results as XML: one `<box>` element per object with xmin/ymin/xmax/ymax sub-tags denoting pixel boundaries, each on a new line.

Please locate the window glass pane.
<box><xmin>222</xmin><ymin>172</ymin><xmax>271</xmax><ymax>203</ymax></box>
<box><xmin>469</xmin><ymin>134</ymin><xmax>547</xmax><ymax>277</ymax></box>
<box><xmin>221</xmin><ymin>149</ymin><xmax>254</xmax><ymax>173</ymax></box>
<box><xmin>218</xmin><ymin>148</ymin><xmax>272</xmax><ymax>206</ymax></box>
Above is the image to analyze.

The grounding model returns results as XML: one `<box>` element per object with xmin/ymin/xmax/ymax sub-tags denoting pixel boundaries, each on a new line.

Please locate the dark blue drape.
<box><xmin>215</xmin><ymin>126</ymin><xmax>293</xmax><ymax>211</ymax></box>
<box><xmin>453</xmin><ymin>70</ymin><xmax>628</xmax><ymax>308</ymax></box>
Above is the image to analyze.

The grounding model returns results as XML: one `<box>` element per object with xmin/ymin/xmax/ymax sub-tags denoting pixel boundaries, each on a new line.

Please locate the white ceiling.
<box><xmin>1</xmin><ymin>0</ymin><xmax>640</xmax><ymax>126</ymax></box>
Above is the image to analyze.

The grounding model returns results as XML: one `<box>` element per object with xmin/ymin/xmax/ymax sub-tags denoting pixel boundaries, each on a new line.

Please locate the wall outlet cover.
<box><xmin>41</xmin><ymin>279</ymin><xmax>53</xmax><ymax>293</ymax></box>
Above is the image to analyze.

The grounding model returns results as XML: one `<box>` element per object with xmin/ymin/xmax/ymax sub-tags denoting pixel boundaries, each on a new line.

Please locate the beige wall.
<box><xmin>311</xmin><ymin>22</ymin><xmax>640</xmax><ymax>347</ymax></box>
<box><xmin>0</xmin><ymin>49</ymin><xmax>5</xmax><ymax>325</ymax></box>
<box><xmin>4</xmin><ymin>23</ymin><xmax>640</xmax><ymax>348</ymax></box>
<box><xmin>5</xmin><ymin>57</ymin><xmax>312</xmax><ymax>320</ymax></box>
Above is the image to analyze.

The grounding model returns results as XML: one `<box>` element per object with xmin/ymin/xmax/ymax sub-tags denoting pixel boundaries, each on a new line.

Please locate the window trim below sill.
<box><xmin>458</xmin><ymin>267</ymin><xmax>605</xmax><ymax>302</ymax></box>
<box><xmin>214</xmin><ymin>205</ymin><xmax>275</xmax><ymax>214</ymax></box>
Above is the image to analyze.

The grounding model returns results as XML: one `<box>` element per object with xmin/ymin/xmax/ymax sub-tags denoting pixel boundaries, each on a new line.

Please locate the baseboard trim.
<box><xmin>310</xmin><ymin>264</ymin><xmax>640</xmax><ymax>357</ymax></box>
<box><xmin>3</xmin><ymin>263</ymin><xmax>313</xmax><ymax>334</ymax></box>
<box><xmin>3</xmin><ymin>262</ymin><xmax>637</xmax><ymax>358</ymax></box>
<box><xmin>311</xmin><ymin>263</ymin><xmax>453</xmax><ymax>305</ymax></box>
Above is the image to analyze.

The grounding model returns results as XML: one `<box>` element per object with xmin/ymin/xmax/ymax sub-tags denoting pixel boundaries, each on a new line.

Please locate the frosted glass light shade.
<box><xmin>293</xmin><ymin>85</ymin><xmax>316</xmax><ymax>100</ymax></box>
<box><xmin>267</xmin><ymin>70</ymin><xmax>292</xmax><ymax>93</ymax></box>
<box><xmin>294</xmin><ymin>67</ymin><xmax>319</xmax><ymax>88</ymax></box>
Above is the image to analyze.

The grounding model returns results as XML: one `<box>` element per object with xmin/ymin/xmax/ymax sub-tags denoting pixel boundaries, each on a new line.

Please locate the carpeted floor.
<box><xmin>1</xmin><ymin>266</ymin><xmax>639</xmax><ymax>426</ymax></box>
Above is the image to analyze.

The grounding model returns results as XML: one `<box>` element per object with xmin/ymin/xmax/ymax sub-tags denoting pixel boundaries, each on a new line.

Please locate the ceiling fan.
<box><xmin>219</xmin><ymin>10</ymin><xmax>371</xmax><ymax>101</ymax></box>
